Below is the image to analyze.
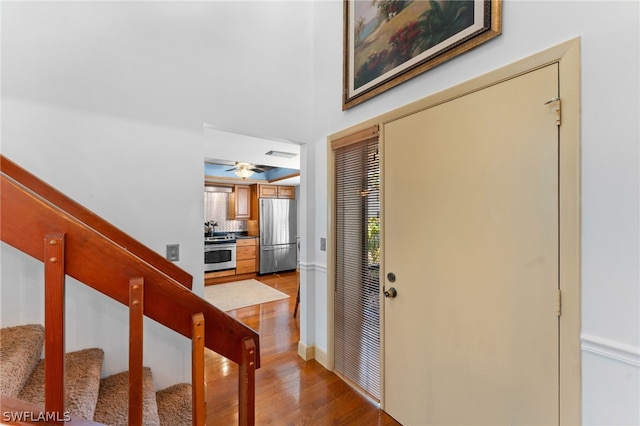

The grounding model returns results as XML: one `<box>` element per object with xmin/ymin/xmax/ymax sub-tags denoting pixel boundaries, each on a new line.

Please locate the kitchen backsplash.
<box><xmin>204</xmin><ymin>191</ymin><xmax>247</xmax><ymax>232</ymax></box>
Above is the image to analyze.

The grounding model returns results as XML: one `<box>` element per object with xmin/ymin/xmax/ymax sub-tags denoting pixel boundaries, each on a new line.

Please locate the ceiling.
<box><xmin>3</xmin><ymin>2</ymin><xmax>313</xmax><ymax>181</ymax></box>
<box><xmin>203</xmin><ymin>125</ymin><xmax>301</xmax><ymax>186</ymax></box>
<box><xmin>4</xmin><ymin>2</ymin><xmax>309</xmax><ymax>187</ymax></box>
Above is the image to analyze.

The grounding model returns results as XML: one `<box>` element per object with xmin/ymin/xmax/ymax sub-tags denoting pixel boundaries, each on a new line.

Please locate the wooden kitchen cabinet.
<box><xmin>277</xmin><ymin>185</ymin><xmax>295</xmax><ymax>199</ymax></box>
<box><xmin>228</xmin><ymin>184</ymin><xmax>252</xmax><ymax>220</ymax></box>
<box><xmin>258</xmin><ymin>184</ymin><xmax>295</xmax><ymax>199</ymax></box>
<box><xmin>258</xmin><ymin>184</ymin><xmax>278</xmax><ymax>198</ymax></box>
<box><xmin>236</xmin><ymin>237</ymin><xmax>258</xmax><ymax>274</ymax></box>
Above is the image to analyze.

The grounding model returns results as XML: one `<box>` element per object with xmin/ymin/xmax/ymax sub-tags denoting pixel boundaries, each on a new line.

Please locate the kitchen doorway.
<box><xmin>202</xmin><ymin>128</ymin><xmax>303</xmax><ymax>282</ymax></box>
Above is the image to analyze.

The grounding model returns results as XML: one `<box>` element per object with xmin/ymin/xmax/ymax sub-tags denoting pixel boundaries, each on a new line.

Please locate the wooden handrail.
<box><xmin>0</xmin><ymin>155</ymin><xmax>192</xmax><ymax>290</ymax></box>
<box><xmin>1</xmin><ymin>174</ymin><xmax>260</xmax><ymax>367</ymax></box>
<box><xmin>1</xmin><ymin>158</ymin><xmax>260</xmax><ymax>425</ymax></box>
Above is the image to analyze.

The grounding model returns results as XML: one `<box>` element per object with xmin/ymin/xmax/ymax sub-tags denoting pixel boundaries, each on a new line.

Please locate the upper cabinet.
<box><xmin>226</xmin><ymin>184</ymin><xmax>295</xmax><ymax>220</ymax></box>
<box><xmin>258</xmin><ymin>184</ymin><xmax>278</xmax><ymax>198</ymax></box>
<box><xmin>228</xmin><ymin>184</ymin><xmax>252</xmax><ymax>220</ymax></box>
<box><xmin>259</xmin><ymin>184</ymin><xmax>295</xmax><ymax>199</ymax></box>
<box><xmin>277</xmin><ymin>185</ymin><xmax>295</xmax><ymax>199</ymax></box>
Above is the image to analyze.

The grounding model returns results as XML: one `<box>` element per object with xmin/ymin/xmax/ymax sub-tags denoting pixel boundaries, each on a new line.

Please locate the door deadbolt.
<box><xmin>387</xmin><ymin>272</ymin><xmax>396</xmax><ymax>282</ymax></box>
<box><xmin>384</xmin><ymin>287</ymin><xmax>397</xmax><ymax>298</ymax></box>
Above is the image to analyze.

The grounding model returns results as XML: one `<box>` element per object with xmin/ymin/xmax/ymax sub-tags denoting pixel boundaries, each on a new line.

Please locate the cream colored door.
<box><xmin>383</xmin><ymin>64</ymin><xmax>560</xmax><ymax>425</ymax></box>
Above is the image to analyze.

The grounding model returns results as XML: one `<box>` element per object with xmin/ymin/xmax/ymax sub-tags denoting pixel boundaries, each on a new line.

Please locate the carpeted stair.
<box><xmin>0</xmin><ymin>324</ymin><xmax>193</xmax><ymax>425</ymax></box>
<box><xmin>0</xmin><ymin>324</ymin><xmax>44</xmax><ymax>398</ymax></box>
<box><xmin>18</xmin><ymin>348</ymin><xmax>105</xmax><ymax>420</ymax></box>
<box><xmin>156</xmin><ymin>383</ymin><xmax>193</xmax><ymax>426</ymax></box>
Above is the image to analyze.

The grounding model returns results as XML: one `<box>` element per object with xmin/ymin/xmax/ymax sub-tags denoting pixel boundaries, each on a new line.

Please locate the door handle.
<box><xmin>384</xmin><ymin>287</ymin><xmax>397</xmax><ymax>298</ymax></box>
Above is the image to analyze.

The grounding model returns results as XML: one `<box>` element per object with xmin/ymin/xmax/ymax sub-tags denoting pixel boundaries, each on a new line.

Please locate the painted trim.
<box><xmin>297</xmin><ymin>341</ymin><xmax>315</xmax><ymax>361</ymax></box>
<box><xmin>582</xmin><ymin>334</ymin><xmax>640</xmax><ymax>367</ymax></box>
<box><xmin>314</xmin><ymin>347</ymin><xmax>329</xmax><ymax>369</ymax></box>
<box><xmin>299</xmin><ymin>262</ymin><xmax>327</xmax><ymax>274</ymax></box>
<box><xmin>297</xmin><ymin>341</ymin><xmax>330</xmax><ymax>370</ymax></box>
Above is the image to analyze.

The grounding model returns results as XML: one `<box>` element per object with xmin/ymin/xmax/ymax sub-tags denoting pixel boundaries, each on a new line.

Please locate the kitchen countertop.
<box><xmin>205</xmin><ymin>232</ymin><xmax>256</xmax><ymax>240</ymax></box>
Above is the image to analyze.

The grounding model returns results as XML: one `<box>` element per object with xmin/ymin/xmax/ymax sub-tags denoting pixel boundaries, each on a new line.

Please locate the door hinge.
<box><xmin>545</xmin><ymin>96</ymin><xmax>561</xmax><ymax>126</ymax></box>
<box><xmin>557</xmin><ymin>289</ymin><xmax>562</xmax><ymax>317</ymax></box>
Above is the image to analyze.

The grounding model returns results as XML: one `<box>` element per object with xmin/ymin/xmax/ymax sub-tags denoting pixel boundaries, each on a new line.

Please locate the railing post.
<box><xmin>44</xmin><ymin>232</ymin><xmax>66</xmax><ymax>424</ymax></box>
<box><xmin>129</xmin><ymin>277</ymin><xmax>144</xmax><ymax>426</ymax></box>
<box><xmin>191</xmin><ymin>313</ymin><xmax>205</xmax><ymax>426</ymax></box>
<box><xmin>238</xmin><ymin>337</ymin><xmax>256</xmax><ymax>426</ymax></box>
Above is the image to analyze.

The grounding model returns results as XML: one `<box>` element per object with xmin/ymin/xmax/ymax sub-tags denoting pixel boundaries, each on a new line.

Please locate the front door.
<box><xmin>383</xmin><ymin>64</ymin><xmax>560</xmax><ymax>424</ymax></box>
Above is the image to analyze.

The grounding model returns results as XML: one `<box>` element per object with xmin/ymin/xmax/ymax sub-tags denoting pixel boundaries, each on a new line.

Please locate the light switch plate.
<box><xmin>166</xmin><ymin>244</ymin><xmax>179</xmax><ymax>261</ymax></box>
<box><xmin>320</xmin><ymin>238</ymin><xmax>326</xmax><ymax>251</ymax></box>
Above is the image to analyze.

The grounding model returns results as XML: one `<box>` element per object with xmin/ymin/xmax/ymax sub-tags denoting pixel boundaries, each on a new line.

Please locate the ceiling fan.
<box><xmin>225</xmin><ymin>162</ymin><xmax>270</xmax><ymax>179</ymax></box>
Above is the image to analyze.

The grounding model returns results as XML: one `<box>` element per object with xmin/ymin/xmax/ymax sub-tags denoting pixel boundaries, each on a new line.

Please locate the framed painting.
<box><xmin>343</xmin><ymin>0</ymin><xmax>502</xmax><ymax>110</ymax></box>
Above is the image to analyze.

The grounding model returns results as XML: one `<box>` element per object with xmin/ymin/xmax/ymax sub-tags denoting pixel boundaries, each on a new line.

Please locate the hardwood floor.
<box><xmin>204</xmin><ymin>271</ymin><xmax>401</xmax><ymax>425</ymax></box>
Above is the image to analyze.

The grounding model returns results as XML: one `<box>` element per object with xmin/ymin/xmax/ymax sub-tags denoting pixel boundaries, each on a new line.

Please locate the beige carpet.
<box><xmin>204</xmin><ymin>279</ymin><xmax>289</xmax><ymax>311</ymax></box>
<box><xmin>18</xmin><ymin>348</ymin><xmax>104</xmax><ymax>420</ymax></box>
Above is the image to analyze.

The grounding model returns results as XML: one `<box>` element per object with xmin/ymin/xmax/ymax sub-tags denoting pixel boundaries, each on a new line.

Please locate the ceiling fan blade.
<box><xmin>225</xmin><ymin>167</ymin><xmax>238</xmax><ymax>172</ymax></box>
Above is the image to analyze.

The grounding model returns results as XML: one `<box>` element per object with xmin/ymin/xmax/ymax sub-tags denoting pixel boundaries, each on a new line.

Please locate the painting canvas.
<box><xmin>343</xmin><ymin>0</ymin><xmax>502</xmax><ymax>109</ymax></box>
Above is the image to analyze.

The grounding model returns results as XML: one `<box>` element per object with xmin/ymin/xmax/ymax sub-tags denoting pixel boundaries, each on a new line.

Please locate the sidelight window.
<box><xmin>332</xmin><ymin>126</ymin><xmax>381</xmax><ymax>401</ymax></box>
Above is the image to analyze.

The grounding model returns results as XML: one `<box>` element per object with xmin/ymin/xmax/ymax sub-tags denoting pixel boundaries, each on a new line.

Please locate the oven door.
<box><xmin>204</xmin><ymin>243</ymin><xmax>236</xmax><ymax>272</ymax></box>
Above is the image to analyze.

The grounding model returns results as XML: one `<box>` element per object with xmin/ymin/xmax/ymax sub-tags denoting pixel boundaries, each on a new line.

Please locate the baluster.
<box><xmin>44</xmin><ymin>233</ymin><xmax>66</xmax><ymax>424</ymax></box>
<box><xmin>191</xmin><ymin>313</ymin><xmax>205</xmax><ymax>426</ymax></box>
<box><xmin>129</xmin><ymin>277</ymin><xmax>144</xmax><ymax>426</ymax></box>
<box><xmin>238</xmin><ymin>337</ymin><xmax>256</xmax><ymax>426</ymax></box>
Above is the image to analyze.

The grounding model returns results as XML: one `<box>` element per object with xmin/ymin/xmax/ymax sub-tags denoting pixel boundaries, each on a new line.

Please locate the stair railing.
<box><xmin>1</xmin><ymin>155</ymin><xmax>259</xmax><ymax>425</ymax></box>
<box><xmin>0</xmin><ymin>156</ymin><xmax>193</xmax><ymax>290</ymax></box>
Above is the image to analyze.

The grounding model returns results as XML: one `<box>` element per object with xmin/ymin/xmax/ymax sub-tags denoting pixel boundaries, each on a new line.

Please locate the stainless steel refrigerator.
<box><xmin>259</xmin><ymin>198</ymin><xmax>297</xmax><ymax>274</ymax></box>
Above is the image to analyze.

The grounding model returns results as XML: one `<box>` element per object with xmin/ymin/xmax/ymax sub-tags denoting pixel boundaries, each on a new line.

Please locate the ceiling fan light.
<box><xmin>234</xmin><ymin>168</ymin><xmax>254</xmax><ymax>179</ymax></box>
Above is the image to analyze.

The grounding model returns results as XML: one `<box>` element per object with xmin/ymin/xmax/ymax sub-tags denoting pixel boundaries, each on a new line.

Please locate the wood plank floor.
<box><xmin>204</xmin><ymin>271</ymin><xmax>401</xmax><ymax>425</ymax></box>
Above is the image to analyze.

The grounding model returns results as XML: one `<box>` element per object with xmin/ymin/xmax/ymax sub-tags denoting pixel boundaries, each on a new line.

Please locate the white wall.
<box><xmin>0</xmin><ymin>99</ymin><xmax>204</xmax><ymax>388</ymax></box>
<box><xmin>1</xmin><ymin>0</ymin><xmax>638</xmax><ymax>422</ymax></box>
<box><xmin>309</xmin><ymin>1</ymin><xmax>639</xmax><ymax>424</ymax></box>
<box><xmin>0</xmin><ymin>0</ymin><xmax>314</xmax><ymax>389</ymax></box>
<box><xmin>0</xmin><ymin>1</ymin><xmax>315</xmax><ymax>143</ymax></box>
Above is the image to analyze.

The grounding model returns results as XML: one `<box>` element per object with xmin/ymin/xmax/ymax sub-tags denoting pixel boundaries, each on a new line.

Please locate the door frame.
<box><xmin>327</xmin><ymin>38</ymin><xmax>581</xmax><ymax>424</ymax></box>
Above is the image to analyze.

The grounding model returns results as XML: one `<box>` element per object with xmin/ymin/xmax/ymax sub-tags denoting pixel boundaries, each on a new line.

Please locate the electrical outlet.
<box><xmin>166</xmin><ymin>244</ymin><xmax>179</xmax><ymax>261</ymax></box>
<box><xmin>320</xmin><ymin>238</ymin><xmax>326</xmax><ymax>251</ymax></box>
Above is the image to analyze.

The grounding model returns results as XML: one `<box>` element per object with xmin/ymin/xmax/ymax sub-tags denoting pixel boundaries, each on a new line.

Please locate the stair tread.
<box><xmin>0</xmin><ymin>324</ymin><xmax>44</xmax><ymax>398</ymax></box>
<box><xmin>156</xmin><ymin>383</ymin><xmax>192</xmax><ymax>426</ymax></box>
<box><xmin>2</xmin><ymin>324</ymin><xmax>193</xmax><ymax>424</ymax></box>
<box><xmin>17</xmin><ymin>348</ymin><xmax>104</xmax><ymax>421</ymax></box>
<box><xmin>93</xmin><ymin>367</ymin><xmax>160</xmax><ymax>426</ymax></box>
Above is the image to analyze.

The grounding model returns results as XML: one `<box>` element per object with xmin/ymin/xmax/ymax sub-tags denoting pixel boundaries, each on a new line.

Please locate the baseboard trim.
<box><xmin>298</xmin><ymin>341</ymin><xmax>315</xmax><ymax>361</ymax></box>
<box><xmin>581</xmin><ymin>333</ymin><xmax>640</xmax><ymax>367</ymax></box>
<box><xmin>297</xmin><ymin>342</ymin><xmax>330</xmax><ymax>369</ymax></box>
<box><xmin>314</xmin><ymin>347</ymin><xmax>329</xmax><ymax>369</ymax></box>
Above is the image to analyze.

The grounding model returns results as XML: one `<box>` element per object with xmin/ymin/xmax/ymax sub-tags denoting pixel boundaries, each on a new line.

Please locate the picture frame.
<box><xmin>343</xmin><ymin>0</ymin><xmax>502</xmax><ymax>110</ymax></box>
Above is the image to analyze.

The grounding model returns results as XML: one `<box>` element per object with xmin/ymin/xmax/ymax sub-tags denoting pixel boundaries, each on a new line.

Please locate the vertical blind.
<box><xmin>333</xmin><ymin>126</ymin><xmax>381</xmax><ymax>400</ymax></box>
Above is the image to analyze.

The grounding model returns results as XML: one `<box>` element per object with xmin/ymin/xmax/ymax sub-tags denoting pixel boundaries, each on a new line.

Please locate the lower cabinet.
<box><xmin>236</xmin><ymin>238</ymin><xmax>258</xmax><ymax>274</ymax></box>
